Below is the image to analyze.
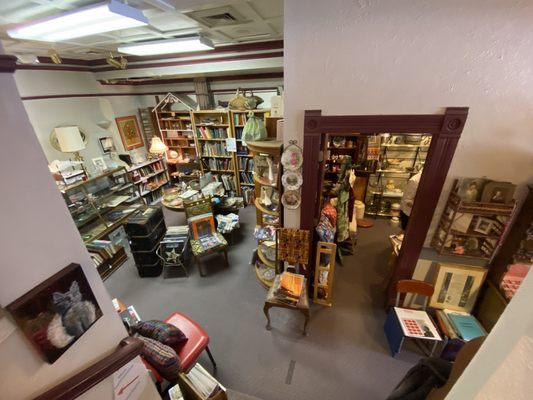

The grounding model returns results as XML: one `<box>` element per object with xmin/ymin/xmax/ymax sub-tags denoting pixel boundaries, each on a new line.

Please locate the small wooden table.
<box><xmin>263</xmin><ymin>276</ymin><xmax>310</xmax><ymax>335</ymax></box>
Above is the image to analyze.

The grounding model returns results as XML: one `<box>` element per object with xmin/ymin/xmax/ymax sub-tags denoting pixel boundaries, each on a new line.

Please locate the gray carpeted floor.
<box><xmin>105</xmin><ymin>206</ymin><xmax>420</xmax><ymax>400</ymax></box>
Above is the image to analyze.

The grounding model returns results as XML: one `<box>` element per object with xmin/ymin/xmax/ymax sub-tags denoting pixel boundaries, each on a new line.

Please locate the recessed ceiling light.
<box><xmin>7</xmin><ymin>1</ymin><xmax>148</xmax><ymax>42</ymax></box>
<box><xmin>118</xmin><ymin>35</ymin><xmax>214</xmax><ymax>56</ymax></box>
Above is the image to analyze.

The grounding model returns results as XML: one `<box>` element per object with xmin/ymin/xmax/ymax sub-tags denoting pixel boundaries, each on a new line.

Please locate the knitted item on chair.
<box><xmin>138</xmin><ymin>336</ymin><xmax>181</xmax><ymax>382</ymax></box>
<box><xmin>133</xmin><ymin>320</ymin><xmax>188</xmax><ymax>347</ymax></box>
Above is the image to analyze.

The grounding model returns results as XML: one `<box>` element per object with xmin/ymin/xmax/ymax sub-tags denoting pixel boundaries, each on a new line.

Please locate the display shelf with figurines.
<box><xmin>247</xmin><ymin>140</ymin><xmax>283</xmax><ymax>288</ymax></box>
<box><xmin>431</xmin><ymin>178</ymin><xmax>516</xmax><ymax>260</ymax></box>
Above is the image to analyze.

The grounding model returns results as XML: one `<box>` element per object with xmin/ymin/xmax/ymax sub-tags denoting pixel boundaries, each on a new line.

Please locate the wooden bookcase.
<box><xmin>431</xmin><ymin>179</ymin><xmax>516</xmax><ymax>260</ymax></box>
<box><xmin>128</xmin><ymin>158</ymin><xmax>169</xmax><ymax>205</ymax></box>
<box><xmin>313</xmin><ymin>242</ymin><xmax>337</xmax><ymax>306</ymax></box>
<box><xmin>192</xmin><ymin>110</ymin><xmax>238</xmax><ymax>196</ymax></box>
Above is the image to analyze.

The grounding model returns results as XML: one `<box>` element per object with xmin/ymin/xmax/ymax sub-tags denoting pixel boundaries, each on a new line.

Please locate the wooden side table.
<box><xmin>263</xmin><ymin>276</ymin><xmax>310</xmax><ymax>335</ymax></box>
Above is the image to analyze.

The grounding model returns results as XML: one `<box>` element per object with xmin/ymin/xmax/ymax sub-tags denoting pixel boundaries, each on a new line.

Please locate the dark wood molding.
<box><xmin>88</xmin><ymin>39</ymin><xmax>283</xmax><ymax>66</ymax></box>
<box><xmin>33</xmin><ymin>337</ymin><xmax>143</xmax><ymax>400</ymax></box>
<box><xmin>0</xmin><ymin>55</ymin><xmax>18</xmax><ymax>73</ymax></box>
<box><xmin>92</xmin><ymin>51</ymin><xmax>283</xmax><ymax>72</ymax></box>
<box><xmin>20</xmin><ymin>86</ymin><xmax>279</xmax><ymax>101</ymax></box>
<box><xmin>300</xmin><ymin>107</ymin><xmax>469</xmax><ymax>303</ymax></box>
<box><xmin>98</xmin><ymin>72</ymin><xmax>284</xmax><ymax>86</ymax></box>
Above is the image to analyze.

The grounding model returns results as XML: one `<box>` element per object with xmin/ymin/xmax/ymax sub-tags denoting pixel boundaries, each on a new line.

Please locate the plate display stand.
<box><xmin>247</xmin><ymin>141</ymin><xmax>283</xmax><ymax>288</ymax></box>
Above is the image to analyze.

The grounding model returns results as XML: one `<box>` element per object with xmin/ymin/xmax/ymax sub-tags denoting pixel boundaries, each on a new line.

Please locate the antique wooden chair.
<box><xmin>184</xmin><ymin>197</ymin><xmax>228</xmax><ymax>277</ymax></box>
<box><xmin>395</xmin><ymin>279</ymin><xmax>435</xmax><ymax>310</ymax></box>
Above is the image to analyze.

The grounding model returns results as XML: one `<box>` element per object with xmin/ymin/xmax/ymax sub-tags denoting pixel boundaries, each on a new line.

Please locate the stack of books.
<box><xmin>160</xmin><ymin>226</ymin><xmax>189</xmax><ymax>264</ymax></box>
<box><xmin>274</xmin><ymin>272</ymin><xmax>305</xmax><ymax>305</ymax></box>
<box><xmin>435</xmin><ymin>309</ymin><xmax>487</xmax><ymax>341</ymax></box>
<box><xmin>87</xmin><ymin>240</ymin><xmax>120</xmax><ymax>268</ymax></box>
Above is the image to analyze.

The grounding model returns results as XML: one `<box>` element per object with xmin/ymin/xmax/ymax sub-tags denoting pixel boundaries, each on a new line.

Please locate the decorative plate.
<box><xmin>281</xmin><ymin>190</ymin><xmax>301</xmax><ymax>209</ymax></box>
<box><xmin>332</xmin><ymin>136</ymin><xmax>346</xmax><ymax>148</ymax></box>
<box><xmin>281</xmin><ymin>170</ymin><xmax>303</xmax><ymax>190</ymax></box>
<box><xmin>281</xmin><ymin>140</ymin><xmax>303</xmax><ymax>170</ymax></box>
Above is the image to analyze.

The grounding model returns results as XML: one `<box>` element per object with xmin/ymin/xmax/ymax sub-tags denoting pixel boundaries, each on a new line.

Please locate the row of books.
<box><xmin>201</xmin><ymin>142</ymin><xmax>229</xmax><ymax>157</ymax></box>
<box><xmin>240</xmin><ymin>171</ymin><xmax>253</xmax><ymax>184</ymax></box>
<box><xmin>87</xmin><ymin>240</ymin><xmax>121</xmax><ymax>268</ymax></box>
<box><xmin>131</xmin><ymin>163</ymin><xmax>165</xmax><ymax>182</ymax></box>
<box><xmin>435</xmin><ymin>309</ymin><xmax>487</xmax><ymax>341</ymax></box>
<box><xmin>234</xmin><ymin>127</ymin><xmax>244</xmax><ymax>140</ymax></box>
<box><xmin>233</xmin><ymin>113</ymin><xmax>246</xmax><ymax>126</ymax></box>
<box><xmin>238</xmin><ymin>157</ymin><xmax>254</xmax><ymax>171</ymax></box>
<box><xmin>213</xmin><ymin>174</ymin><xmax>236</xmax><ymax>192</ymax></box>
<box><xmin>197</xmin><ymin>127</ymin><xmax>228</xmax><ymax>139</ymax></box>
<box><xmin>139</xmin><ymin>175</ymin><xmax>167</xmax><ymax>196</ymax></box>
<box><xmin>202</xmin><ymin>158</ymin><xmax>234</xmax><ymax>171</ymax></box>
<box><xmin>274</xmin><ymin>272</ymin><xmax>305</xmax><ymax>305</ymax></box>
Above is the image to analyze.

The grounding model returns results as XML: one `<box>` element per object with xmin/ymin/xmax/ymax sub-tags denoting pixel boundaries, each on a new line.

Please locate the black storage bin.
<box><xmin>132</xmin><ymin>243</ymin><xmax>161</xmax><ymax>265</ymax></box>
<box><xmin>124</xmin><ymin>205</ymin><xmax>165</xmax><ymax>237</ymax></box>
<box><xmin>129</xmin><ymin>221</ymin><xmax>166</xmax><ymax>252</ymax></box>
<box><xmin>137</xmin><ymin>259</ymin><xmax>163</xmax><ymax>277</ymax></box>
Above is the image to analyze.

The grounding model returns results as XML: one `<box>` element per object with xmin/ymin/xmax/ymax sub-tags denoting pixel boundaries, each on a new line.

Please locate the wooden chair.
<box><xmin>184</xmin><ymin>198</ymin><xmax>228</xmax><ymax>277</ymax></box>
<box><xmin>395</xmin><ymin>279</ymin><xmax>435</xmax><ymax>310</ymax></box>
<box><xmin>384</xmin><ymin>279</ymin><xmax>440</xmax><ymax>357</ymax></box>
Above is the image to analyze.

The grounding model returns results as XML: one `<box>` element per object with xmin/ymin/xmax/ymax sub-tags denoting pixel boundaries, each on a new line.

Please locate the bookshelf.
<box><xmin>128</xmin><ymin>158</ymin><xmax>169</xmax><ymax>205</ymax></box>
<box><xmin>192</xmin><ymin>110</ymin><xmax>238</xmax><ymax>196</ymax></box>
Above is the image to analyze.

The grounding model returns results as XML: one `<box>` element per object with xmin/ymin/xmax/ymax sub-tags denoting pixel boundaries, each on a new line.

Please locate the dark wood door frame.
<box><xmin>300</xmin><ymin>107</ymin><xmax>469</xmax><ymax>301</ymax></box>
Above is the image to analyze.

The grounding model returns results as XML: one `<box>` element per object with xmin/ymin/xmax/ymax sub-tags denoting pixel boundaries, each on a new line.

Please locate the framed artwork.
<box><xmin>115</xmin><ymin>116</ymin><xmax>144</xmax><ymax>150</ymax></box>
<box><xmin>6</xmin><ymin>263</ymin><xmax>102</xmax><ymax>363</ymax></box>
<box><xmin>190</xmin><ymin>216</ymin><xmax>216</xmax><ymax>239</ymax></box>
<box><xmin>456</xmin><ymin>178</ymin><xmax>488</xmax><ymax>202</ymax></box>
<box><xmin>430</xmin><ymin>263</ymin><xmax>487</xmax><ymax>313</ymax></box>
<box><xmin>473</xmin><ymin>217</ymin><xmax>494</xmax><ymax>235</ymax></box>
<box><xmin>92</xmin><ymin>157</ymin><xmax>107</xmax><ymax>173</ymax></box>
<box><xmin>480</xmin><ymin>181</ymin><xmax>516</xmax><ymax>204</ymax></box>
<box><xmin>98</xmin><ymin>136</ymin><xmax>115</xmax><ymax>154</ymax></box>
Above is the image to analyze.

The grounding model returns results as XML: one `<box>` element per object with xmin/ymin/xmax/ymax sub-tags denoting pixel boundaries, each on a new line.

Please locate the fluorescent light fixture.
<box><xmin>118</xmin><ymin>36</ymin><xmax>214</xmax><ymax>56</ymax></box>
<box><xmin>7</xmin><ymin>1</ymin><xmax>148</xmax><ymax>42</ymax></box>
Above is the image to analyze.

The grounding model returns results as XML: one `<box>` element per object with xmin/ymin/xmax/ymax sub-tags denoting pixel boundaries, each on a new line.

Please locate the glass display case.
<box><xmin>62</xmin><ymin>167</ymin><xmax>143</xmax><ymax>244</ymax></box>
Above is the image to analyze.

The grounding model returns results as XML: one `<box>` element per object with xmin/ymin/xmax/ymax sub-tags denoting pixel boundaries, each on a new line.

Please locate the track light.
<box><xmin>106</xmin><ymin>53</ymin><xmax>128</xmax><ymax>69</ymax></box>
<box><xmin>49</xmin><ymin>51</ymin><xmax>62</xmax><ymax>64</ymax></box>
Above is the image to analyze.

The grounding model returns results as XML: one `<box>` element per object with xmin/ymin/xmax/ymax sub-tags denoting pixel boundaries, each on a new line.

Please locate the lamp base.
<box><xmin>73</xmin><ymin>151</ymin><xmax>89</xmax><ymax>178</ymax></box>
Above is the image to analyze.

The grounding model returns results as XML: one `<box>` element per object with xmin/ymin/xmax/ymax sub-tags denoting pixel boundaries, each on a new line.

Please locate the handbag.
<box><xmin>228</xmin><ymin>88</ymin><xmax>247</xmax><ymax>110</ymax></box>
<box><xmin>244</xmin><ymin>91</ymin><xmax>264</xmax><ymax>110</ymax></box>
<box><xmin>242</xmin><ymin>112</ymin><xmax>267</xmax><ymax>142</ymax></box>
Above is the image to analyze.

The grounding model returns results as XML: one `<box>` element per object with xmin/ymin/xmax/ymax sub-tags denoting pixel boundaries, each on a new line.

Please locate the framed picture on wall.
<box><xmin>6</xmin><ymin>263</ymin><xmax>102</xmax><ymax>363</ymax></box>
<box><xmin>115</xmin><ymin>116</ymin><xmax>144</xmax><ymax>151</ymax></box>
<box><xmin>98</xmin><ymin>136</ymin><xmax>115</xmax><ymax>154</ymax></box>
<box><xmin>429</xmin><ymin>263</ymin><xmax>487</xmax><ymax>313</ymax></box>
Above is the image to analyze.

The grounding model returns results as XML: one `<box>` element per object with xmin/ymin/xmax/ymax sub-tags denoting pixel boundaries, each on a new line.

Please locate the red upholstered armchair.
<box><xmin>143</xmin><ymin>312</ymin><xmax>217</xmax><ymax>383</ymax></box>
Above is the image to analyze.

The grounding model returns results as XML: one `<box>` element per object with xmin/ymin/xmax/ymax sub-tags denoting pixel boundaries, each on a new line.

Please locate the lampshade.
<box><xmin>149</xmin><ymin>137</ymin><xmax>168</xmax><ymax>154</ymax></box>
<box><xmin>55</xmin><ymin>126</ymin><xmax>85</xmax><ymax>152</ymax></box>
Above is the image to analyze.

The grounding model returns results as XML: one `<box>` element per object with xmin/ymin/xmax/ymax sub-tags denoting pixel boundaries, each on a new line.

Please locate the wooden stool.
<box><xmin>263</xmin><ymin>276</ymin><xmax>310</xmax><ymax>335</ymax></box>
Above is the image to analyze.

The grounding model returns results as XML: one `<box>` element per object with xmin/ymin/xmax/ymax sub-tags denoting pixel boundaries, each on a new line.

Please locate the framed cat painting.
<box><xmin>6</xmin><ymin>263</ymin><xmax>102</xmax><ymax>363</ymax></box>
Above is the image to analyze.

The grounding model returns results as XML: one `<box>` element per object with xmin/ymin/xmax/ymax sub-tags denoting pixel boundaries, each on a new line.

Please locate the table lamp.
<box><xmin>55</xmin><ymin>126</ymin><xmax>86</xmax><ymax>162</ymax></box>
<box><xmin>149</xmin><ymin>136</ymin><xmax>168</xmax><ymax>158</ymax></box>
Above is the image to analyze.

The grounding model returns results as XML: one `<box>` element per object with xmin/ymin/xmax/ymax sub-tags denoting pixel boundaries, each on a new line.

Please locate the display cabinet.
<box><xmin>62</xmin><ymin>167</ymin><xmax>143</xmax><ymax>278</ymax></box>
<box><xmin>365</xmin><ymin>134</ymin><xmax>431</xmax><ymax>217</ymax></box>
<box><xmin>247</xmin><ymin>140</ymin><xmax>283</xmax><ymax>288</ymax></box>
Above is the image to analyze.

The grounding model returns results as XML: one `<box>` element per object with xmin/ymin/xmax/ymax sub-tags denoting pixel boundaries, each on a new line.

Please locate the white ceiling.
<box><xmin>0</xmin><ymin>0</ymin><xmax>283</xmax><ymax>60</ymax></box>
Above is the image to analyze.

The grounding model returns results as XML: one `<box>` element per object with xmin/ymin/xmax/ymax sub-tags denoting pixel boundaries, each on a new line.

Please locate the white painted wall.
<box><xmin>0</xmin><ymin>48</ymin><xmax>159</xmax><ymax>400</ymax></box>
<box><xmin>284</xmin><ymin>0</ymin><xmax>533</xmax><ymax>397</ymax></box>
<box><xmin>284</xmin><ymin>0</ymin><xmax>533</xmax><ymax>228</ymax></box>
<box><xmin>14</xmin><ymin>70</ymin><xmax>282</xmax><ymax>166</ymax></box>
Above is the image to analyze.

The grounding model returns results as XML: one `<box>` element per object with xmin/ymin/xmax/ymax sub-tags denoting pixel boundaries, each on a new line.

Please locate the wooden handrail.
<box><xmin>33</xmin><ymin>337</ymin><xmax>143</xmax><ymax>400</ymax></box>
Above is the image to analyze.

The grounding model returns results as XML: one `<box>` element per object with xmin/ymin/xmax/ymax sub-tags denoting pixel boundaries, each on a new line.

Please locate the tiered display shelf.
<box><xmin>431</xmin><ymin>179</ymin><xmax>516</xmax><ymax>260</ymax></box>
<box><xmin>247</xmin><ymin>140</ymin><xmax>283</xmax><ymax>288</ymax></box>
<box><xmin>128</xmin><ymin>158</ymin><xmax>169</xmax><ymax>205</ymax></box>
